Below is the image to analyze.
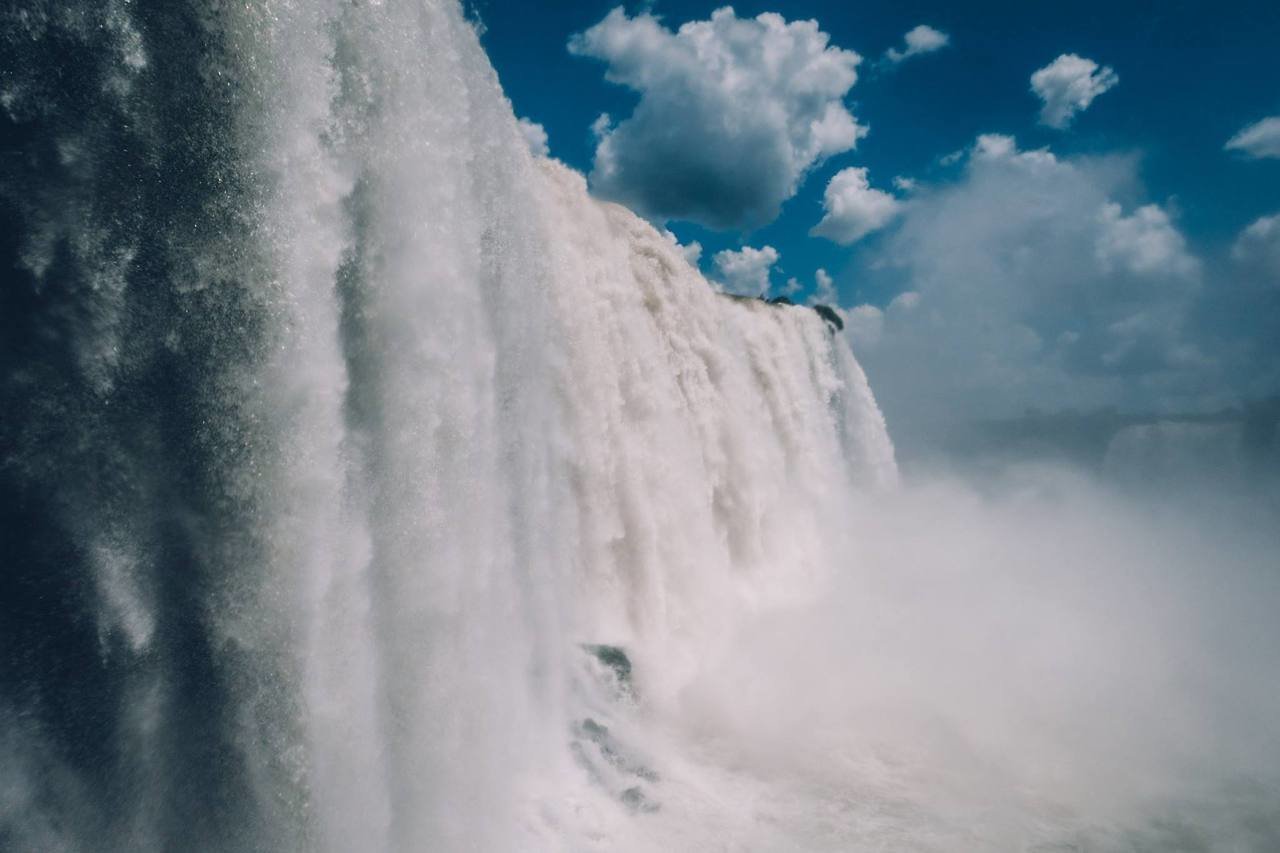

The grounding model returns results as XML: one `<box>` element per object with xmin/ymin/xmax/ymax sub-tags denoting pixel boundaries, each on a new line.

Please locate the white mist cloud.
<box><xmin>672</xmin><ymin>463</ymin><xmax>1280</xmax><ymax>849</ymax></box>
<box><xmin>569</xmin><ymin>7</ymin><xmax>865</xmax><ymax>229</ymax></box>
<box><xmin>1030</xmin><ymin>53</ymin><xmax>1118</xmax><ymax>129</ymax></box>
<box><xmin>884</xmin><ymin>24</ymin><xmax>949</xmax><ymax>64</ymax></box>
<box><xmin>1225</xmin><ymin>116</ymin><xmax>1280</xmax><ymax>159</ymax></box>
<box><xmin>1232</xmin><ymin>212</ymin><xmax>1280</xmax><ymax>281</ymax></box>
<box><xmin>713</xmin><ymin>245</ymin><xmax>779</xmax><ymax>296</ymax></box>
<box><xmin>517</xmin><ymin>117</ymin><xmax>549</xmax><ymax>158</ymax></box>
<box><xmin>838</xmin><ymin>134</ymin><xmax>1202</xmax><ymax>441</ymax></box>
<box><xmin>811</xmin><ymin>167</ymin><xmax>902</xmax><ymax>245</ymax></box>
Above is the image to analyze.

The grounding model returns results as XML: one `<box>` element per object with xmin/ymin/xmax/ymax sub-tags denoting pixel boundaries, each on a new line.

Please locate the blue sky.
<box><xmin>475</xmin><ymin>0</ymin><xmax>1280</xmax><ymax>437</ymax></box>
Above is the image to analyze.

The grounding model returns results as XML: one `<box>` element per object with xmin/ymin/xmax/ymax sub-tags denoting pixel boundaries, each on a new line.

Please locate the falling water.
<box><xmin>7</xmin><ymin>2</ymin><xmax>1280</xmax><ymax>851</ymax></box>
<box><xmin>0</xmin><ymin>2</ymin><xmax>896</xmax><ymax>849</ymax></box>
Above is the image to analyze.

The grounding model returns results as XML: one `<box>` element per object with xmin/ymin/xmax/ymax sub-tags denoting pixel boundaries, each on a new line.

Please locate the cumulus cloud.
<box><xmin>569</xmin><ymin>7</ymin><xmax>866</xmax><ymax>229</ymax></box>
<box><xmin>889</xmin><ymin>290</ymin><xmax>921</xmax><ymax>312</ymax></box>
<box><xmin>679</xmin><ymin>241</ymin><xmax>703</xmax><ymax>267</ymax></box>
<box><xmin>1095</xmin><ymin>203</ymin><xmax>1199</xmax><ymax>279</ymax></box>
<box><xmin>1030</xmin><ymin>54</ymin><xmax>1118</xmax><ymax>129</ymax></box>
<box><xmin>811</xmin><ymin>268</ymin><xmax>837</xmax><ymax>304</ymax></box>
<box><xmin>517</xmin><ymin>117</ymin><xmax>549</xmax><ymax>158</ymax></box>
<box><xmin>663</xmin><ymin>230</ymin><xmax>703</xmax><ymax>267</ymax></box>
<box><xmin>973</xmin><ymin>132</ymin><xmax>1020</xmax><ymax>160</ymax></box>
<box><xmin>1225</xmin><ymin>116</ymin><xmax>1280</xmax><ymax>160</ymax></box>
<box><xmin>713</xmin><ymin>245</ymin><xmax>780</xmax><ymax>296</ymax></box>
<box><xmin>843</xmin><ymin>304</ymin><xmax>884</xmax><ymax>349</ymax></box>
<box><xmin>884</xmin><ymin>25</ymin><xmax>949</xmax><ymax>64</ymax></box>
<box><xmin>835</xmin><ymin>134</ymin><xmax>1203</xmax><ymax>445</ymax></box>
<box><xmin>1232</xmin><ymin>213</ymin><xmax>1280</xmax><ymax>281</ymax></box>
<box><xmin>811</xmin><ymin>167</ymin><xmax>901</xmax><ymax>244</ymax></box>
<box><xmin>1219</xmin><ymin>214</ymin><xmax>1280</xmax><ymax>391</ymax></box>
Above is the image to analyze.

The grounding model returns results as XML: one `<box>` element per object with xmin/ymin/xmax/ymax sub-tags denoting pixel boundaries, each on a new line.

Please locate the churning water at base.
<box><xmin>2</xmin><ymin>2</ymin><xmax>1278</xmax><ymax>851</ymax></box>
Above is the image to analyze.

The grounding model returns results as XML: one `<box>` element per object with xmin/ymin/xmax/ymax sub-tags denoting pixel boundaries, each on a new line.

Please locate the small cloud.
<box><xmin>1232</xmin><ymin>212</ymin><xmax>1280</xmax><ymax>281</ymax></box>
<box><xmin>811</xmin><ymin>268</ymin><xmax>837</xmax><ymax>304</ymax></box>
<box><xmin>974</xmin><ymin>133</ymin><xmax>1018</xmax><ymax>160</ymax></box>
<box><xmin>811</xmin><ymin>167</ymin><xmax>902</xmax><ymax>245</ymax></box>
<box><xmin>1030</xmin><ymin>53</ymin><xmax>1118</xmax><ymax>129</ymax></box>
<box><xmin>569</xmin><ymin>7</ymin><xmax>866</xmax><ymax>230</ymax></box>
<box><xmin>888</xmin><ymin>290</ymin><xmax>921</xmax><ymax>312</ymax></box>
<box><xmin>1094</xmin><ymin>202</ymin><xmax>1199</xmax><ymax>280</ymax></box>
<box><xmin>713</xmin><ymin>245</ymin><xmax>780</xmax><ymax>296</ymax></box>
<box><xmin>663</xmin><ymin>230</ymin><xmax>703</xmax><ymax>267</ymax></box>
<box><xmin>1225</xmin><ymin>116</ymin><xmax>1280</xmax><ymax>160</ymax></box>
<box><xmin>971</xmin><ymin>133</ymin><xmax>1057</xmax><ymax>168</ymax></box>
<box><xmin>590</xmin><ymin>113</ymin><xmax>612</xmax><ymax>140</ymax></box>
<box><xmin>517</xmin><ymin>117</ymin><xmax>549</xmax><ymax>158</ymax></box>
<box><xmin>843</xmin><ymin>304</ymin><xmax>884</xmax><ymax>348</ymax></box>
<box><xmin>884</xmin><ymin>25</ymin><xmax>950</xmax><ymax>64</ymax></box>
<box><xmin>680</xmin><ymin>241</ymin><xmax>703</xmax><ymax>267</ymax></box>
<box><xmin>892</xmin><ymin>176</ymin><xmax>918</xmax><ymax>193</ymax></box>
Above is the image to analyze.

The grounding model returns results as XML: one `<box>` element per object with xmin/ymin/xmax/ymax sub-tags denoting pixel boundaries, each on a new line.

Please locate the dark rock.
<box><xmin>768</xmin><ymin>296</ymin><xmax>795</xmax><ymax>306</ymax></box>
<box><xmin>813</xmin><ymin>303</ymin><xmax>844</xmax><ymax>331</ymax></box>
<box><xmin>582</xmin><ymin>643</ymin><xmax>632</xmax><ymax>687</ymax></box>
<box><xmin>570</xmin><ymin>716</ymin><xmax>661</xmax><ymax>812</ymax></box>
<box><xmin>620</xmin><ymin>786</ymin><xmax>660</xmax><ymax>813</ymax></box>
<box><xmin>573</xmin><ymin>717</ymin><xmax>657</xmax><ymax>781</ymax></box>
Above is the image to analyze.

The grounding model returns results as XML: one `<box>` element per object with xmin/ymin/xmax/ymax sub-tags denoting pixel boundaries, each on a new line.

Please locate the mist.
<box><xmin>587</xmin><ymin>457</ymin><xmax>1280</xmax><ymax>851</ymax></box>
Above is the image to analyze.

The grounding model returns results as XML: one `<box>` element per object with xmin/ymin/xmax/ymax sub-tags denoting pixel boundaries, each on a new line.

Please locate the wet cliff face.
<box><xmin>1</xmin><ymin>5</ymin><xmax>305</xmax><ymax>849</ymax></box>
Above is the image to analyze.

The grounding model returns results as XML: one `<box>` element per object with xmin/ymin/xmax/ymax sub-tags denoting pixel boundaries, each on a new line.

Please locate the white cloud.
<box><xmin>838</xmin><ymin>135</ymin><xmax>1204</xmax><ymax>441</ymax></box>
<box><xmin>1232</xmin><ymin>213</ymin><xmax>1280</xmax><ymax>282</ymax></box>
<box><xmin>713</xmin><ymin>245</ymin><xmax>780</xmax><ymax>296</ymax></box>
<box><xmin>811</xmin><ymin>167</ymin><xmax>901</xmax><ymax>244</ymax></box>
<box><xmin>517</xmin><ymin>117</ymin><xmax>549</xmax><ymax>158</ymax></box>
<box><xmin>663</xmin><ymin>230</ymin><xmax>703</xmax><ymax>267</ymax></box>
<box><xmin>973</xmin><ymin>132</ymin><xmax>1016</xmax><ymax>160</ymax></box>
<box><xmin>680</xmin><ymin>241</ymin><xmax>703</xmax><ymax>267</ymax></box>
<box><xmin>971</xmin><ymin>132</ymin><xmax>1059</xmax><ymax>168</ymax></box>
<box><xmin>1095</xmin><ymin>203</ymin><xmax>1200</xmax><ymax>279</ymax></box>
<box><xmin>844</xmin><ymin>292</ymin><xmax>919</xmax><ymax>353</ymax></box>
<box><xmin>811</xmin><ymin>268</ymin><xmax>837</xmax><ymax>304</ymax></box>
<box><xmin>590</xmin><ymin>112</ymin><xmax>612</xmax><ymax>140</ymax></box>
<box><xmin>843</xmin><ymin>304</ymin><xmax>884</xmax><ymax>348</ymax></box>
<box><xmin>884</xmin><ymin>24</ymin><xmax>949</xmax><ymax>64</ymax></box>
<box><xmin>1030</xmin><ymin>54</ymin><xmax>1118</xmax><ymax>129</ymax></box>
<box><xmin>569</xmin><ymin>7</ymin><xmax>866</xmax><ymax>229</ymax></box>
<box><xmin>1225</xmin><ymin>116</ymin><xmax>1280</xmax><ymax>160</ymax></box>
<box><xmin>892</xmin><ymin>176</ymin><xmax>918</xmax><ymax>193</ymax></box>
<box><xmin>888</xmin><ymin>290</ymin><xmax>921</xmax><ymax>312</ymax></box>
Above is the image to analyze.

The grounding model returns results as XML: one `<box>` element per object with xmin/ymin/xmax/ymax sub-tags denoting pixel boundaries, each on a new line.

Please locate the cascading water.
<box><xmin>0</xmin><ymin>2</ymin><xmax>898</xmax><ymax>850</ymax></box>
<box><xmin>10</xmin><ymin>2</ymin><xmax>1280</xmax><ymax>850</ymax></box>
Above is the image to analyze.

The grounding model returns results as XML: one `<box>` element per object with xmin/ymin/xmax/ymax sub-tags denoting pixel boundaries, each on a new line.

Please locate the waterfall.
<box><xmin>0</xmin><ymin>2</ymin><xmax>896</xmax><ymax>850</ymax></box>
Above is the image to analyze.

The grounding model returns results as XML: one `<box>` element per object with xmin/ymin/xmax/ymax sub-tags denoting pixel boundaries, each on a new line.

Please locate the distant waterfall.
<box><xmin>0</xmin><ymin>1</ymin><xmax>894</xmax><ymax>850</ymax></box>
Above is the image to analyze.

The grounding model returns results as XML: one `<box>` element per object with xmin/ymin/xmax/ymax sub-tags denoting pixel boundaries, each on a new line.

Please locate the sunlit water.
<box><xmin>2</xmin><ymin>2</ymin><xmax>1277</xmax><ymax>850</ymax></box>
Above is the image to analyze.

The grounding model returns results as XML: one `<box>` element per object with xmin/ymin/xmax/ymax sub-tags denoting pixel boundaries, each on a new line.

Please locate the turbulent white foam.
<box><xmin>536</xmin><ymin>158</ymin><xmax>896</xmax><ymax>662</ymax></box>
